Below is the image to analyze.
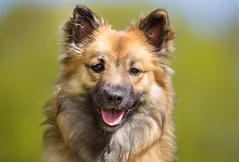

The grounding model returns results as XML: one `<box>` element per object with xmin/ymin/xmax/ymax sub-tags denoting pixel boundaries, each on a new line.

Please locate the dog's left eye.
<box><xmin>129</xmin><ymin>67</ymin><xmax>142</xmax><ymax>76</ymax></box>
<box><xmin>91</xmin><ymin>63</ymin><xmax>105</xmax><ymax>73</ymax></box>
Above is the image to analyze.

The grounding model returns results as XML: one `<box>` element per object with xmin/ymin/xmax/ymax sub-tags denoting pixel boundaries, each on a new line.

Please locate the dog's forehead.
<box><xmin>91</xmin><ymin>27</ymin><xmax>153</xmax><ymax>61</ymax></box>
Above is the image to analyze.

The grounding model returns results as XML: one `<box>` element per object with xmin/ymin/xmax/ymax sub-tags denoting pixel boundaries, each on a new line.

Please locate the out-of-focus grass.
<box><xmin>0</xmin><ymin>4</ymin><xmax>238</xmax><ymax>162</ymax></box>
<box><xmin>173</xmin><ymin>25</ymin><xmax>238</xmax><ymax>162</ymax></box>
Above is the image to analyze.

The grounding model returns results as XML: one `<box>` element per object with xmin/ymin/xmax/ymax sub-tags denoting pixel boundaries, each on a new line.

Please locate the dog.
<box><xmin>43</xmin><ymin>4</ymin><xmax>177</xmax><ymax>162</ymax></box>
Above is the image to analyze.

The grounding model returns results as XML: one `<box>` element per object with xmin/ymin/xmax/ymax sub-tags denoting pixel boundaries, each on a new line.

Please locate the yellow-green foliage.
<box><xmin>0</xmin><ymin>4</ymin><xmax>237</xmax><ymax>162</ymax></box>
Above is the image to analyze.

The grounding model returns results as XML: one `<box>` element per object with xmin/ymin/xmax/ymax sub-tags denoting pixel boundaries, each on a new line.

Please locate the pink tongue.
<box><xmin>101</xmin><ymin>109</ymin><xmax>125</xmax><ymax>126</ymax></box>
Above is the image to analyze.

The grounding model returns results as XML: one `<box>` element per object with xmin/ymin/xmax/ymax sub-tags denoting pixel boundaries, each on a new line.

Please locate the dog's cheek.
<box><xmin>77</xmin><ymin>67</ymin><xmax>99</xmax><ymax>90</ymax></box>
<box><xmin>131</xmin><ymin>72</ymin><xmax>153</xmax><ymax>94</ymax></box>
<box><xmin>60</xmin><ymin>66</ymin><xmax>99</xmax><ymax>96</ymax></box>
<box><xmin>60</xmin><ymin>76</ymin><xmax>83</xmax><ymax>95</ymax></box>
<box><xmin>149</xmin><ymin>83</ymin><xmax>164</xmax><ymax>100</ymax></box>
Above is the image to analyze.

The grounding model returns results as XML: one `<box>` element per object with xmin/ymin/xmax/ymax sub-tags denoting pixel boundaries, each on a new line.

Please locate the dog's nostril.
<box><xmin>106</xmin><ymin>93</ymin><xmax>123</xmax><ymax>103</ymax></box>
<box><xmin>108</xmin><ymin>96</ymin><xmax>113</xmax><ymax>101</ymax></box>
<box><xmin>116</xmin><ymin>96</ymin><xmax>122</xmax><ymax>102</ymax></box>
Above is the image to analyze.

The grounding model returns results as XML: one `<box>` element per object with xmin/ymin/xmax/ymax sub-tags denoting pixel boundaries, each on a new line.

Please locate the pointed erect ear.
<box><xmin>63</xmin><ymin>5</ymin><xmax>100</xmax><ymax>45</ymax></box>
<box><xmin>139</xmin><ymin>9</ymin><xmax>175</xmax><ymax>51</ymax></box>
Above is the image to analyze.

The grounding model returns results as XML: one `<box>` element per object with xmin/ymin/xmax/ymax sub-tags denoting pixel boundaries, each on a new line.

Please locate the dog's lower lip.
<box><xmin>100</xmin><ymin>108</ymin><xmax>125</xmax><ymax>126</ymax></box>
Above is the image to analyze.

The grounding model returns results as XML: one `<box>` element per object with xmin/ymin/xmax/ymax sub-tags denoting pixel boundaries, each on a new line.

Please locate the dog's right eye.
<box><xmin>91</xmin><ymin>63</ymin><xmax>105</xmax><ymax>73</ymax></box>
<box><xmin>129</xmin><ymin>67</ymin><xmax>142</xmax><ymax>76</ymax></box>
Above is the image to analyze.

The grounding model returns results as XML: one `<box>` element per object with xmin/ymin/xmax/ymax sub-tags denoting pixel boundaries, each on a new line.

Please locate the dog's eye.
<box><xmin>91</xmin><ymin>63</ymin><xmax>105</xmax><ymax>73</ymax></box>
<box><xmin>129</xmin><ymin>67</ymin><xmax>142</xmax><ymax>76</ymax></box>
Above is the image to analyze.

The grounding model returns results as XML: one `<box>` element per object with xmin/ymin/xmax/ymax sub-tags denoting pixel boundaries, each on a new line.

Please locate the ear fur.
<box><xmin>138</xmin><ymin>9</ymin><xmax>176</xmax><ymax>52</ymax></box>
<box><xmin>60</xmin><ymin>5</ymin><xmax>101</xmax><ymax>63</ymax></box>
<box><xmin>62</xmin><ymin>5</ymin><xmax>100</xmax><ymax>46</ymax></box>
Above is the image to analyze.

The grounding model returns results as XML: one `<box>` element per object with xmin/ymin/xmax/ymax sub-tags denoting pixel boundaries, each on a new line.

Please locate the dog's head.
<box><xmin>51</xmin><ymin>5</ymin><xmax>176</xmax><ymax>132</ymax></box>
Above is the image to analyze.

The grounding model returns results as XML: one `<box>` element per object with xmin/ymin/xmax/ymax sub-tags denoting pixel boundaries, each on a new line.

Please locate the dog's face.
<box><xmin>54</xmin><ymin>5</ymin><xmax>175</xmax><ymax>133</ymax></box>
<box><xmin>87</xmin><ymin>30</ymin><xmax>154</xmax><ymax>129</ymax></box>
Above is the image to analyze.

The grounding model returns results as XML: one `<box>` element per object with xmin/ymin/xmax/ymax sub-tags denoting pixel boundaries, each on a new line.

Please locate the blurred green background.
<box><xmin>0</xmin><ymin>0</ymin><xmax>238</xmax><ymax>162</ymax></box>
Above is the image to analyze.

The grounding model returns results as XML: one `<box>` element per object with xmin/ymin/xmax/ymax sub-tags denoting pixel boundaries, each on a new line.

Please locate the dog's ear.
<box><xmin>138</xmin><ymin>9</ymin><xmax>176</xmax><ymax>51</ymax></box>
<box><xmin>63</xmin><ymin>5</ymin><xmax>100</xmax><ymax>45</ymax></box>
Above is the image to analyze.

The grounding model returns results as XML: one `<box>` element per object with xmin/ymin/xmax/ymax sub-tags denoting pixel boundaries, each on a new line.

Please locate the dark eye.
<box><xmin>129</xmin><ymin>67</ymin><xmax>142</xmax><ymax>76</ymax></box>
<box><xmin>91</xmin><ymin>63</ymin><xmax>105</xmax><ymax>73</ymax></box>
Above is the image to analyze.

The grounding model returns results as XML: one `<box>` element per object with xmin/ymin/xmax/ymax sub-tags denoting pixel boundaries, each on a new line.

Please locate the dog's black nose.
<box><xmin>93</xmin><ymin>83</ymin><xmax>136</xmax><ymax>110</ymax></box>
<box><xmin>105</xmin><ymin>90</ymin><xmax>123</xmax><ymax>103</ymax></box>
<box><xmin>98</xmin><ymin>84</ymin><xmax>129</xmax><ymax>105</ymax></box>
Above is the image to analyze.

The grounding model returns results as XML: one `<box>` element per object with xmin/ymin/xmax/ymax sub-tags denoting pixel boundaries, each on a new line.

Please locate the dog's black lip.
<box><xmin>93</xmin><ymin>103</ymin><xmax>101</xmax><ymax>115</ymax></box>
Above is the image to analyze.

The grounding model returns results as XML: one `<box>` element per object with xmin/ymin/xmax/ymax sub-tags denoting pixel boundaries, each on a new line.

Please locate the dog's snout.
<box><xmin>105</xmin><ymin>90</ymin><xmax>124</xmax><ymax>103</ymax></box>
<box><xmin>93</xmin><ymin>83</ymin><xmax>134</xmax><ymax>109</ymax></box>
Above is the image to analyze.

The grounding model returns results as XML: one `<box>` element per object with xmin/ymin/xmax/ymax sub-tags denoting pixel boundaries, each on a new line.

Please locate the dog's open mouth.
<box><xmin>100</xmin><ymin>108</ymin><xmax>125</xmax><ymax>126</ymax></box>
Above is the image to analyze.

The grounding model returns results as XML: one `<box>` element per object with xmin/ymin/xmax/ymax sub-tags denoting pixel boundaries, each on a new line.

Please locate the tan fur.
<box><xmin>43</xmin><ymin>5</ymin><xmax>177</xmax><ymax>162</ymax></box>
